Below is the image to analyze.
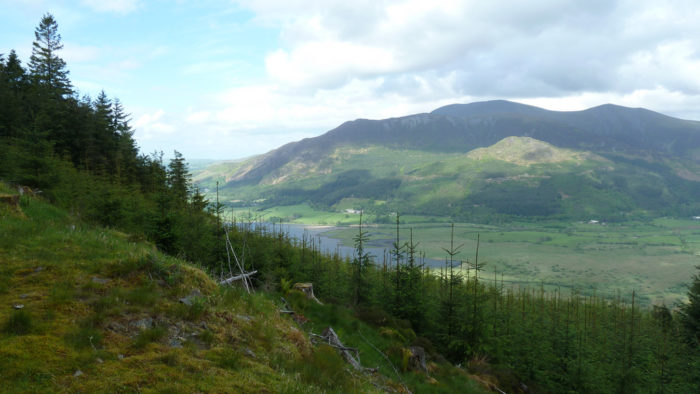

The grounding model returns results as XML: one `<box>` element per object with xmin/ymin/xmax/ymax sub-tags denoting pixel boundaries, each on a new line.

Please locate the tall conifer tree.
<box><xmin>28</xmin><ymin>13</ymin><xmax>71</xmax><ymax>97</ymax></box>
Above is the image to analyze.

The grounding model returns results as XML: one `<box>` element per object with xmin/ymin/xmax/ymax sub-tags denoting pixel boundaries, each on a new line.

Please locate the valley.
<box><xmin>230</xmin><ymin>204</ymin><xmax>700</xmax><ymax>305</ymax></box>
<box><xmin>195</xmin><ymin>101</ymin><xmax>700</xmax><ymax>307</ymax></box>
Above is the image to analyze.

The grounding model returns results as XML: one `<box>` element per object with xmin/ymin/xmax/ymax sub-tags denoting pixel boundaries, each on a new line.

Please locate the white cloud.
<box><xmin>62</xmin><ymin>42</ymin><xmax>100</xmax><ymax>63</ymax></box>
<box><xmin>133</xmin><ymin>109</ymin><xmax>175</xmax><ymax>140</ymax></box>
<box><xmin>125</xmin><ymin>1</ymin><xmax>700</xmax><ymax>158</ymax></box>
<box><xmin>81</xmin><ymin>0</ymin><xmax>140</xmax><ymax>14</ymax></box>
<box><xmin>234</xmin><ymin>0</ymin><xmax>700</xmax><ymax>100</ymax></box>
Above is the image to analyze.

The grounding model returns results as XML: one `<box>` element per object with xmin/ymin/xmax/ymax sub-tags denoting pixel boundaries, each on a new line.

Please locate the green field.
<box><xmin>231</xmin><ymin>204</ymin><xmax>700</xmax><ymax>305</ymax></box>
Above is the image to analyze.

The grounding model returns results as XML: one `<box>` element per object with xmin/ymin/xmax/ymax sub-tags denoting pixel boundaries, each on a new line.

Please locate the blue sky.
<box><xmin>2</xmin><ymin>1</ymin><xmax>700</xmax><ymax>159</ymax></box>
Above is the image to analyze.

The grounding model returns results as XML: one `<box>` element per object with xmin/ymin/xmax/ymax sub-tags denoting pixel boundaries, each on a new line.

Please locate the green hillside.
<box><xmin>194</xmin><ymin>100</ymin><xmax>700</xmax><ymax>221</ymax></box>
<box><xmin>195</xmin><ymin>136</ymin><xmax>700</xmax><ymax>221</ymax></box>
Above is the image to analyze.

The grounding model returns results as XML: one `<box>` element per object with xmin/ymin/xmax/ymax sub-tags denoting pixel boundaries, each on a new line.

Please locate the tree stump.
<box><xmin>293</xmin><ymin>283</ymin><xmax>323</xmax><ymax>304</ymax></box>
<box><xmin>408</xmin><ymin>346</ymin><xmax>427</xmax><ymax>372</ymax></box>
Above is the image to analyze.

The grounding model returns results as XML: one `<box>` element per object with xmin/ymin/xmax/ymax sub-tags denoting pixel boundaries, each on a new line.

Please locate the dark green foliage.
<box><xmin>212</xmin><ymin>348</ymin><xmax>241</xmax><ymax>369</ymax></box>
<box><xmin>351</xmin><ymin>212</ymin><xmax>372</xmax><ymax>305</ymax></box>
<box><xmin>680</xmin><ymin>265</ymin><xmax>700</xmax><ymax>347</ymax></box>
<box><xmin>2</xmin><ymin>310</ymin><xmax>33</xmax><ymax>335</ymax></box>
<box><xmin>28</xmin><ymin>13</ymin><xmax>71</xmax><ymax>97</ymax></box>
<box><xmin>265</xmin><ymin>170</ymin><xmax>402</xmax><ymax>208</ymax></box>
<box><xmin>467</xmin><ymin>180</ymin><xmax>562</xmax><ymax>216</ymax></box>
<box><xmin>221</xmin><ymin>215</ymin><xmax>700</xmax><ymax>393</ymax></box>
<box><xmin>132</xmin><ymin>326</ymin><xmax>167</xmax><ymax>348</ymax></box>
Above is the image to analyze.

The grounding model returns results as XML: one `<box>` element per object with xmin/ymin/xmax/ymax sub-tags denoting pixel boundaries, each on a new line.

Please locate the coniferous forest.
<box><xmin>2</xmin><ymin>14</ymin><xmax>700</xmax><ymax>393</ymax></box>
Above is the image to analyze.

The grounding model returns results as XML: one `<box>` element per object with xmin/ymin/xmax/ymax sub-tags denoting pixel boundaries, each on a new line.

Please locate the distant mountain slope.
<box><xmin>213</xmin><ymin>100</ymin><xmax>700</xmax><ymax>187</ymax></box>
<box><xmin>434</xmin><ymin>100</ymin><xmax>700</xmax><ymax>154</ymax></box>
<box><xmin>195</xmin><ymin>101</ymin><xmax>700</xmax><ymax>220</ymax></box>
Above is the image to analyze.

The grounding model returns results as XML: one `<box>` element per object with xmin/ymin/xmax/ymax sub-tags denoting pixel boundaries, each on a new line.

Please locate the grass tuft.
<box><xmin>2</xmin><ymin>309</ymin><xmax>33</xmax><ymax>335</ymax></box>
<box><xmin>132</xmin><ymin>326</ymin><xmax>167</xmax><ymax>348</ymax></box>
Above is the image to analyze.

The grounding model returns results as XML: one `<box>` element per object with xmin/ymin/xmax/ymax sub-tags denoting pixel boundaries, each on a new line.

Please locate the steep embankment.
<box><xmin>0</xmin><ymin>184</ymin><xmax>491</xmax><ymax>393</ymax></box>
<box><xmin>0</xmin><ymin>185</ymin><xmax>365</xmax><ymax>391</ymax></box>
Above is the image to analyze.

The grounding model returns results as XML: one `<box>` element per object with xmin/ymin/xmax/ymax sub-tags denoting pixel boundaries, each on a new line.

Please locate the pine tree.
<box><xmin>0</xmin><ymin>50</ymin><xmax>29</xmax><ymax>139</ymax></box>
<box><xmin>3</xmin><ymin>50</ymin><xmax>28</xmax><ymax>92</ymax></box>
<box><xmin>28</xmin><ymin>13</ymin><xmax>71</xmax><ymax>97</ymax></box>
<box><xmin>167</xmin><ymin>150</ymin><xmax>191</xmax><ymax>205</ymax></box>
<box><xmin>680</xmin><ymin>265</ymin><xmax>700</xmax><ymax>347</ymax></box>
<box><xmin>351</xmin><ymin>212</ymin><xmax>372</xmax><ymax>306</ymax></box>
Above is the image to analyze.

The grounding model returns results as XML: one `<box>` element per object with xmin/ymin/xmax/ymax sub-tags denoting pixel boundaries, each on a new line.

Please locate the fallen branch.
<box><xmin>219</xmin><ymin>270</ymin><xmax>258</xmax><ymax>286</ymax></box>
<box><xmin>313</xmin><ymin>327</ymin><xmax>363</xmax><ymax>371</ymax></box>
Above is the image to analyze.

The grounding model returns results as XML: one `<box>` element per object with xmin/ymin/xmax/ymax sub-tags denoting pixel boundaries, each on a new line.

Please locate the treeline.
<box><xmin>0</xmin><ymin>14</ymin><xmax>222</xmax><ymax>267</ymax></box>
<box><xmin>224</xmin><ymin>216</ymin><xmax>700</xmax><ymax>393</ymax></box>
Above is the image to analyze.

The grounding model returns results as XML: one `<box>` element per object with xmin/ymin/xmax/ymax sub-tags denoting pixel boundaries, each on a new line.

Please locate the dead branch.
<box><xmin>219</xmin><ymin>270</ymin><xmax>258</xmax><ymax>285</ymax></box>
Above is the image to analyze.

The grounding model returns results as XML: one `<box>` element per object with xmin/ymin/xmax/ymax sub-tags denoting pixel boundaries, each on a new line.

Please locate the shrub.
<box><xmin>2</xmin><ymin>309</ymin><xmax>32</xmax><ymax>335</ymax></box>
<box><xmin>213</xmin><ymin>348</ymin><xmax>241</xmax><ymax>369</ymax></box>
<box><xmin>133</xmin><ymin>326</ymin><xmax>167</xmax><ymax>348</ymax></box>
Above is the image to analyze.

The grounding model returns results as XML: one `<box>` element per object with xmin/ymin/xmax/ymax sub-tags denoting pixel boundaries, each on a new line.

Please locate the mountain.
<box><xmin>195</xmin><ymin>100</ymin><xmax>700</xmax><ymax>220</ymax></box>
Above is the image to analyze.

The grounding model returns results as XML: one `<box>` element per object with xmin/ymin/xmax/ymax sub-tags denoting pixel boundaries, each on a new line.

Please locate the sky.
<box><xmin>2</xmin><ymin>0</ymin><xmax>700</xmax><ymax>160</ymax></box>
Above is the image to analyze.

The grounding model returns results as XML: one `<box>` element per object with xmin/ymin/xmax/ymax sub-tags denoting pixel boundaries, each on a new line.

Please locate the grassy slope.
<box><xmin>0</xmin><ymin>184</ymin><xmax>487</xmax><ymax>393</ymax></box>
<box><xmin>0</xmin><ymin>187</ymin><xmax>310</xmax><ymax>391</ymax></box>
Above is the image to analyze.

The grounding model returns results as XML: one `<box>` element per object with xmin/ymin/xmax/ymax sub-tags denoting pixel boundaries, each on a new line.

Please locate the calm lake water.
<box><xmin>237</xmin><ymin>222</ymin><xmax>444</xmax><ymax>268</ymax></box>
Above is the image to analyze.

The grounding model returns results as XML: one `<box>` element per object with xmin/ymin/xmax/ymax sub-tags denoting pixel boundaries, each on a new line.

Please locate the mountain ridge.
<box><xmin>195</xmin><ymin>100</ymin><xmax>700</xmax><ymax>220</ymax></box>
<box><xmin>208</xmin><ymin>100</ymin><xmax>700</xmax><ymax>185</ymax></box>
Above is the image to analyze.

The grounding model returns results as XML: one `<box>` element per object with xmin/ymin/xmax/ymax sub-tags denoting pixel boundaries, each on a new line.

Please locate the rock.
<box><xmin>179</xmin><ymin>290</ymin><xmax>202</xmax><ymax>306</ymax></box>
<box><xmin>199</xmin><ymin>321</ymin><xmax>208</xmax><ymax>330</ymax></box>
<box><xmin>107</xmin><ymin>321</ymin><xmax>125</xmax><ymax>332</ymax></box>
<box><xmin>12</xmin><ymin>304</ymin><xmax>24</xmax><ymax>309</ymax></box>
<box><xmin>91</xmin><ymin>276</ymin><xmax>110</xmax><ymax>285</ymax></box>
<box><xmin>236</xmin><ymin>314</ymin><xmax>253</xmax><ymax>322</ymax></box>
<box><xmin>130</xmin><ymin>317</ymin><xmax>153</xmax><ymax>331</ymax></box>
<box><xmin>96</xmin><ymin>358</ymin><xmax>104</xmax><ymax>364</ymax></box>
<box><xmin>244</xmin><ymin>347</ymin><xmax>257</xmax><ymax>359</ymax></box>
<box><xmin>117</xmin><ymin>354</ymin><xmax>124</xmax><ymax>360</ymax></box>
<box><xmin>169</xmin><ymin>339</ymin><xmax>182</xmax><ymax>348</ymax></box>
<box><xmin>73</xmin><ymin>370</ymin><xmax>83</xmax><ymax>377</ymax></box>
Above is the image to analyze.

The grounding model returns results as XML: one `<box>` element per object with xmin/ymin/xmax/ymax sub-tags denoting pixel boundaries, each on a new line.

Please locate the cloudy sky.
<box><xmin>2</xmin><ymin>1</ymin><xmax>700</xmax><ymax>159</ymax></box>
